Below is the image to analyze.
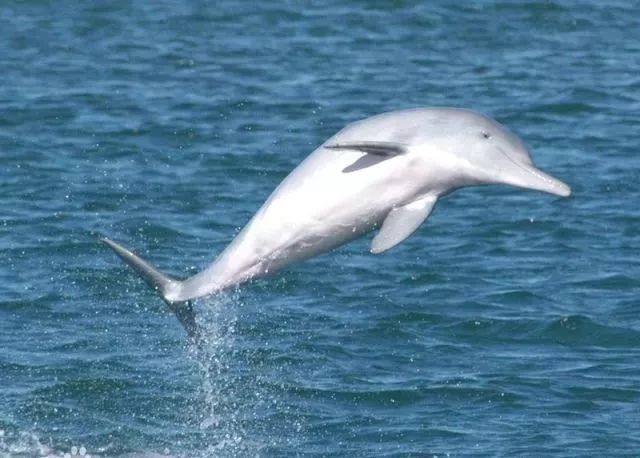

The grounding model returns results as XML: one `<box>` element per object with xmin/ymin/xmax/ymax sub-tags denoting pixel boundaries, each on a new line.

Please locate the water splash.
<box><xmin>0</xmin><ymin>428</ymin><xmax>98</xmax><ymax>458</ymax></box>
<box><xmin>186</xmin><ymin>292</ymin><xmax>252</xmax><ymax>457</ymax></box>
<box><xmin>0</xmin><ymin>429</ymin><xmax>52</xmax><ymax>457</ymax></box>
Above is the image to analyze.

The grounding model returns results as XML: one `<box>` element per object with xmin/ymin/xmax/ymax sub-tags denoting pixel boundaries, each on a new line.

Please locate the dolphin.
<box><xmin>104</xmin><ymin>107</ymin><xmax>570</xmax><ymax>338</ymax></box>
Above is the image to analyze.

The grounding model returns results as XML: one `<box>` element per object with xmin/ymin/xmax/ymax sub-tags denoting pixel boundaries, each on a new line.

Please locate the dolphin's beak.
<box><xmin>498</xmin><ymin>151</ymin><xmax>571</xmax><ymax>197</ymax></box>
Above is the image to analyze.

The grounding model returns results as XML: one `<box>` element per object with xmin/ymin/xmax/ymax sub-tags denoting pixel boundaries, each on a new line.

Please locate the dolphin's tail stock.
<box><xmin>101</xmin><ymin>238</ymin><xmax>200</xmax><ymax>340</ymax></box>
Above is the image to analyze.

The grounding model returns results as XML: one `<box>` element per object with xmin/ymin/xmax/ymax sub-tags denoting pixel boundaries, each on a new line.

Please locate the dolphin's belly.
<box><xmin>208</xmin><ymin>147</ymin><xmax>419</xmax><ymax>287</ymax></box>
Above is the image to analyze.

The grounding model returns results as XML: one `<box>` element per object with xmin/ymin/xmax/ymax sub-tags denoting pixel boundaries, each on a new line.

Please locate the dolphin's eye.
<box><xmin>482</xmin><ymin>131</ymin><xmax>491</xmax><ymax>139</ymax></box>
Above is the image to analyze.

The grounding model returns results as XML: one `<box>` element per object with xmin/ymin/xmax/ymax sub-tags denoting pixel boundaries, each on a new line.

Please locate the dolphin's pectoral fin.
<box><xmin>325</xmin><ymin>141</ymin><xmax>408</xmax><ymax>157</ymax></box>
<box><xmin>371</xmin><ymin>194</ymin><xmax>438</xmax><ymax>254</ymax></box>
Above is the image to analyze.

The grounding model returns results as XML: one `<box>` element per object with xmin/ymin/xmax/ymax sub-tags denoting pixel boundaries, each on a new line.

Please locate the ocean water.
<box><xmin>1</xmin><ymin>1</ymin><xmax>639</xmax><ymax>456</ymax></box>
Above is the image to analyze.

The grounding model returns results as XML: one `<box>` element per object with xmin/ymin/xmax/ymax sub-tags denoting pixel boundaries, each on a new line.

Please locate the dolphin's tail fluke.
<box><xmin>101</xmin><ymin>238</ymin><xmax>199</xmax><ymax>339</ymax></box>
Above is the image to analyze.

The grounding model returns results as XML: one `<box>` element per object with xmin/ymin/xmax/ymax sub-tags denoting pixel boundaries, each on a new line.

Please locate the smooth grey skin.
<box><xmin>104</xmin><ymin>107</ymin><xmax>570</xmax><ymax>338</ymax></box>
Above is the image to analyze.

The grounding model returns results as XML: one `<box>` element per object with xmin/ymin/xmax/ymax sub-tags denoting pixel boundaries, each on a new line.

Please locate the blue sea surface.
<box><xmin>1</xmin><ymin>1</ymin><xmax>639</xmax><ymax>456</ymax></box>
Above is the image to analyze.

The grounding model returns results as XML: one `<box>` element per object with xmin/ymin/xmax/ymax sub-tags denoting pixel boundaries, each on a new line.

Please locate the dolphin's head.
<box><xmin>425</xmin><ymin>109</ymin><xmax>571</xmax><ymax>197</ymax></box>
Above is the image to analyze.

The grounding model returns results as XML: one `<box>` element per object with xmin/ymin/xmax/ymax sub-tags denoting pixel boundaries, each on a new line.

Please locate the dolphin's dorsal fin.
<box><xmin>325</xmin><ymin>141</ymin><xmax>407</xmax><ymax>156</ymax></box>
<box><xmin>371</xmin><ymin>194</ymin><xmax>438</xmax><ymax>254</ymax></box>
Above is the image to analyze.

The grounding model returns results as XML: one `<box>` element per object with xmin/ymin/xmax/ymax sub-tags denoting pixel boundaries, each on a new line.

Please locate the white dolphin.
<box><xmin>104</xmin><ymin>107</ymin><xmax>570</xmax><ymax>337</ymax></box>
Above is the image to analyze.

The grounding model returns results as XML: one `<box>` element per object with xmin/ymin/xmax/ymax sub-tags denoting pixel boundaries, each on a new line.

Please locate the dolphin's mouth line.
<box><xmin>496</xmin><ymin>146</ymin><xmax>556</xmax><ymax>185</ymax></box>
<box><xmin>495</xmin><ymin>146</ymin><xmax>570</xmax><ymax>197</ymax></box>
